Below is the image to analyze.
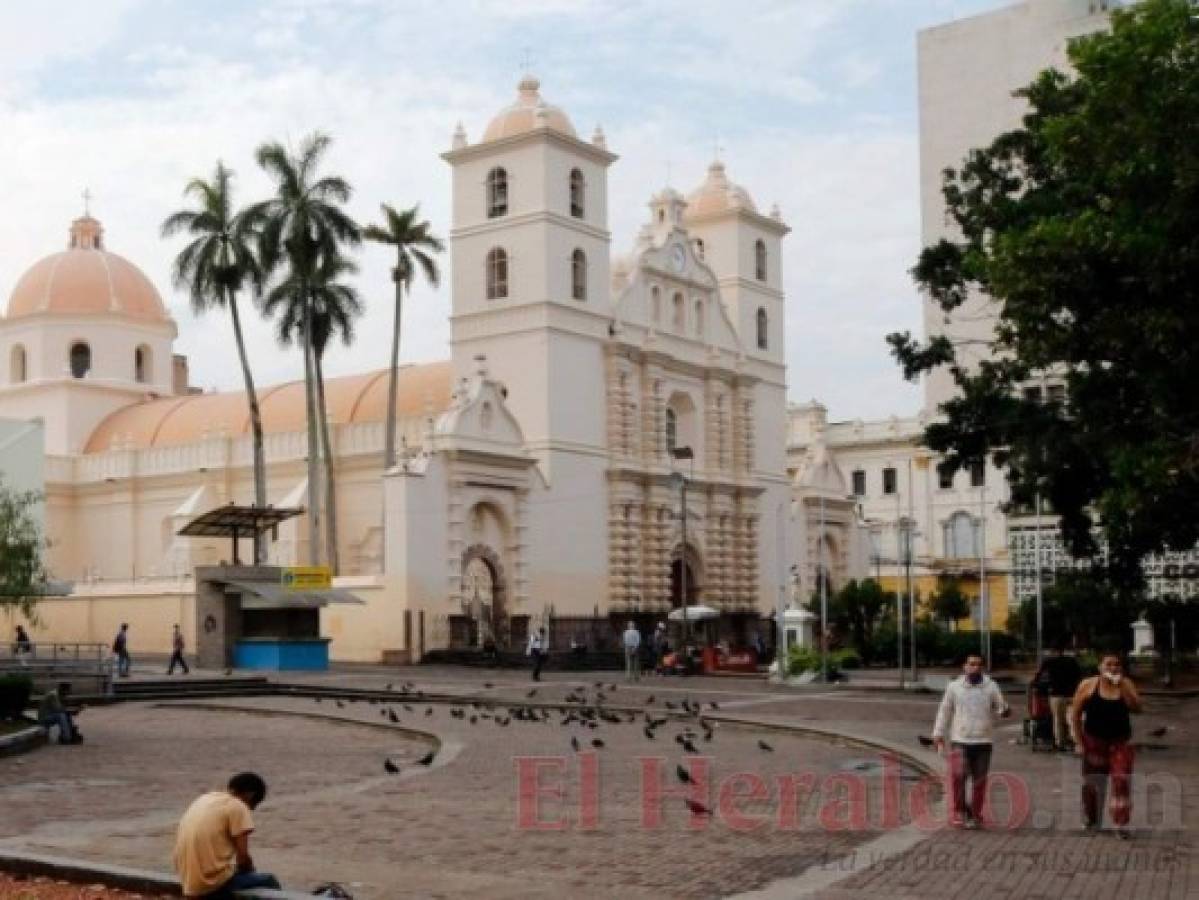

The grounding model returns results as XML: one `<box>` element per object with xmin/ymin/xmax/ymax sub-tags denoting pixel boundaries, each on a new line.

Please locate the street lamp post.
<box><xmin>819</xmin><ymin>492</ymin><xmax>828</xmax><ymax>683</ymax></box>
<box><xmin>671</xmin><ymin>447</ymin><xmax>695</xmax><ymax>652</ymax></box>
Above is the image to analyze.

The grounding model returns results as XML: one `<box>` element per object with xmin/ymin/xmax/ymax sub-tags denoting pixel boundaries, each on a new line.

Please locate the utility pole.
<box><xmin>1034</xmin><ymin>490</ymin><xmax>1044</xmax><ymax>667</ymax></box>
<box><xmin>980</xmin><ymin>474</ymin><xmax>991</xmax><ymax>669</ymax></box>
<box><xmin>895</xmin><ymin>468</ymin><xmax>905</xmax><ymax>690</ymax></box>
<box><xmin>820</xmin><ymin>492</ymin><xmax>828</xmax><ymax>683</ymax></box>
<box><xmin>908</xmin><ymin>458</ymin><xmax>917</xmax><ymax>684</ymax></box>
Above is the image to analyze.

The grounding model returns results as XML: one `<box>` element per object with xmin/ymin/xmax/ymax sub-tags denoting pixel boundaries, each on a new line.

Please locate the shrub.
<box><xmin>0</xmin><ymin>674</ymin><xmax>33</xmax><ymax>720</ymax></box>
<box><xmin>833</xmin><ymin>649</ymin><xmax>861</xmax><ymax>670</ymax></box>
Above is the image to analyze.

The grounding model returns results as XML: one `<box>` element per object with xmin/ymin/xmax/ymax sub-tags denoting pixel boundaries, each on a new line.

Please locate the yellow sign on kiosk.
<box><xmin>281</xmin><ymin>566</ymin><xmax>332</xmax><ymax>591</ymax></box>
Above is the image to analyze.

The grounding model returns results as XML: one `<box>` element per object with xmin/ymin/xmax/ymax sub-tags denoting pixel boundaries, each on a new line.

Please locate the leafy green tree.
<box><xmin>929</xmin><ymin>578</ymin><xmax>972</xmax><ymax>629</ymax></box>
<box><xmin>809</xmin><ymin>579</ymin><xmax>895</xmax><ymax>662</ymax></box>
<box><xmin>0</xmin><ymin>478</ymin><xmax>50</xmax><ymax>620</ymax></box>
<box><xmin>888</xmin><ymin>0</ymin><xmax>1199</xmax><ymax>597</ymax></box>
<box><xmin>1007</xmin><ymin>570</ymin><xmax>1138</xmax><ymax>651</ymax></box>
<box><xmin>265</xmin><ymin>254</ymin><xmax>363</xmax><ymax>573</ymax></box>
<box><xmin>161</xmin><ymin>162</ymin><xmax>269</xmax><ymax>563</ymax></box>
<box><xmin>252</xmin><ymin>133</ymin><xmax>360</xmax><ymax>565</ymax></box>
<box><xmin>363</xmin><ymin>204</ymin><xmax>444</xmax><ymax>471</ymax></box>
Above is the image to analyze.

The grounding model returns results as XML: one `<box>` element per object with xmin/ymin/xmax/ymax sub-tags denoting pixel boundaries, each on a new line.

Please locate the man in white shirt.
<box><xmin>526</xmin><ymin>627</ymin><xmax>546</xmax><ymax>681</ymax></box>
<box><xmin>622</xmin><ymin>622</ymin><xmax>642</xmax><ymax>682</ymax></box>
<box><xmin>932</xmin><ymin>654</ymin><xmax>1011</xmax><ymax>828</ymax></box>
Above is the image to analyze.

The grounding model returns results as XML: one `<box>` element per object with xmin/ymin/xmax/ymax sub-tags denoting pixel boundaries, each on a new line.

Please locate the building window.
<box><xmin>756</xmin><ymin>307</ymin><xmax>768</xmax><ymax>350</ymax></box>
<box><xmin>970</xmin><ymin>460</ymin><xmax>985</xmax><ymax>488</ymax></box>
<box><xmin>134</xmin><ymin>345</ymin><xmax>151</xmax><ymax>383</ymax></box>
<box><xmin>569</xmin><ymin>168</ymin><xmax>585</xmax><ymax>218</ymax></box>
<box><xmin>938</xmin><ymin>466</ymin><xmax>954</xmax><ymax>490</ymax></box>
<box><xmin>651</xmin><ymin>286</ymin><xmax>661</xmax><ymax>323</ymax></box>
<box><xmin>754</xmin><ymin>239</ymin><xmax>767</xmax><ymax>281</ymax></box>
<box><xmin>672</xmin><ymin>292</ymin><xmax>685</xmax><ymax>331</ymax></box>
<box><xmin>883</xmin><ymin>467</ymin><xmax>897</xmax><ymax>495</ymax></box>
<box><xmin>486</xmin><ymin>247</ymin><xmax>508</xmax><ymax>299</ymax></box>
<box><xmin>1022</xmin><ymin>385</ymin><xmax>1042</xmax><ymax>404</ymax></box>
<box><xmin>944</xmin><ymin>511</ymin><xmax>979</xmax><ymax>559</ymax></box>
<box><xmin>665</xmin><ymin>408</ymin><xmax>677</xmax><ymax>454</ymax></box>
<box><xmin>694</xmin><ymin>238</ymin><xmax>705</xmax><ymax>259</ymax></box>
<box><xmin>486</xmin><ymin>167</ymin><xmax>508</xmax><ymax>218</ymax></box>
<box><xmin>10</xmin><ymin>345</ymin><xmax>26</xmax><ymax>384</ymax></box>
<box><xmin>694</xmin><ymin>300</ymin><xmax>704</xmax><ymax>336</ymax></box>
<box><xmin>851</xmin><ymin>469</ymin><xmax>866</xmax><ymax>497</ymax></box>
<box><xmin>1047</xmin><ymin>384</ymin><xmax>1066</xmax><ymax>405</ymax></box>
<box><xmin>69</xmin><ymin>342</ymin><xmax>91</xmax><ymax>379</ymax></box>
<box><xmin>571</xmin><ymin>248</ymin><xmax>587</xmax><ymax>300</ymax></box>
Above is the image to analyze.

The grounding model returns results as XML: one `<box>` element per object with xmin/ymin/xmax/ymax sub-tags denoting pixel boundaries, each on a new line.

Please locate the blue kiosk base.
<box><xmin>234</xmin><ymin>638</ymin><xmax>331</xmax><ymax>671</ymax></box>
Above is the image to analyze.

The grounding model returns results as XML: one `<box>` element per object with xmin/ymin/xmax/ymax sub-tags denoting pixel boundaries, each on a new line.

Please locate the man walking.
<box><xmin>526</xmin><ymin>627</ymin><xmax>547</xmax><ymax>681</ymax></box>
<box><xmin>112</xmin><ymin>623</ymin><xmax>131</xmax><ymax>678</ymax></box>
<box><xmin>932</xmin><ymin>654</ymin><xmax>1011</xmax><ymax>828</ymax></box>
<box><xmin>1036</xmin><ymin>642</ymin><xmax>1082</xmax><ymax>751</ymax></box>
<box><xmin>174</xmin><ymin>772</ymin><xmax>282</xmax><ymax>898</ymax></box>
<box><xmin>168</xmin><ymin>624</ymin><xmax>190</xmax><ymax>675</ymax></box>
<box><xmin>623</xmin><ymin>621</ymin><xmax>642</xmax><ymax>682</ymax></box>
<box><xmin>651</xmin><ymin>622</ymin><xmax>669</xmax><ymax>674</ymax></box>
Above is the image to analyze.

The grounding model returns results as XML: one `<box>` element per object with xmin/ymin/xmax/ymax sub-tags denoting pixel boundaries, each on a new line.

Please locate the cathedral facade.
<box><xmin>3</xmin><ymin>76</ymin><xmax>822</xmax><ymax>661</ymax></box>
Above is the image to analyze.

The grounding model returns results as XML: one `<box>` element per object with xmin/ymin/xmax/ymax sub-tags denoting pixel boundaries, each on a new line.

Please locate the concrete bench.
<box><xmin>0</xmin><ymin>848</ymin><xmax>319</xmax><ymax>898</ymax></box>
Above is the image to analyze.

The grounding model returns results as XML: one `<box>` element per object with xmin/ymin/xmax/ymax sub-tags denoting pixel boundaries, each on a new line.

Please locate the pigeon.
<box><xmin>336</xmin><ymin>700</ymin><xmax>345</xmax><ymax>709</ymax></box>
<box><xmin>388</xmin><ymin>710</ymin><xmax>399</xmax><ymax>724</ymax></box>
<box><xmin>685</xmin><ymin>799</ymin><xmax>712</xmax><ymax>817</ymax></box>
<box><xmin>703</xmin><ymin>730</ymin><xmax>713</xmax><ymax>743</ymax></box>
<box><xmin>426</xmin><ymin>708</ymin><xmax>434</xmax><ymax>716</ymax></box>
<box><xmin>469</xmin><ymin>715</ymin><xmax>478</xmax><ymax>724</ymax></box>
<box><xmin>681</xmin><ymin>738</ymin><xmax>698</xmax><ymax>754</ymax></box>
<box><xmin>404</xmin><ymin>705</ymin><xmax>414</xmax><ymax>712</ymax></box>
<box><xmin>676</xmin><ymin>764</ymin><xmax>693</xmax><ymax>784</ymax></box>
<box><xmin>315</xmin><ymin>698</ymin><xmax>322</xmax><ymax>704</ymax></box>
<box><xmin>608</xmin><ymin>684</ymin><xmax>617</xmax><ymax>692</ymax></box>
<box><xmin>571</xmin><ymin>737</ymin><xmax>580</xmax><ymax>752</ymax></box>
<box><xmin>526</xmin><ymin>688</ymin><xmax>538</xmax><ymax>698</ymax></box>
<box><xmin>917</xmin><ymin>735</ymin><xmax>935</xmax><ymax>748</ymax></box>
<box><xmin>591</xmin><ymin>738</ymin><xmax>605</xmax><ymax>749</ymax></box>
<box><xmin>758</xmin><ymin>740</ymin><xmax>774</xmax><ymax>752</ymax></box>
<box><xmin>1149</xmin><ymin>726</ymin><xmax>1168</xmax><ymax>738</ymax></box>
<box><xmin>385</xmin><ymin>683</ymin><xmax>393</xmax><ymax>691</ymax></box>
<box><xmin>417</xmin><ymin>751</ymin><xmax>435</xmax><ymax>766</ymax></box>
<box><xmin>665</xmin><ymin>701</ymin><xmax>677</xmax><ymax>710</ymax></box>
<box><xmin>646</xmin><ymin>696</ymin><xmax>656</xmax><ymax>705</ymax></box>
<box><xmin>483</xmin><ymin>682</ymin><xmax>494</xmax><ymax>689</ymax></box>
<box><xmin>384</xmin><ymin>759</ymin><xmax>400</xmax><ymax>774</ymax></box>
<box><xmin>644</xmin><ymin>727</ymin><xmax>656</xmax><ymax>740</ymax></box>
<box><xmin>709</xmin><ymin>701</ymin><xmax>720</xmax><ymax>710</ymax></box>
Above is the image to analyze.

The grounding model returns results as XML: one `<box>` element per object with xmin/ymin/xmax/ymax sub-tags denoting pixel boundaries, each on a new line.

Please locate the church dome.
<box><xmin>481</xmin><ymin>75</ymin><xmax>577</xmax><ymax>143</ymax></box>
<box><xmin>685</xmin><ymin>160</ymin><xmax>758</xmax><ymax>219</ymax></box>
<box><xmin>7</xmin><ymin>216</ymin><xmax>170</xmax><ymax>323</ymax></box>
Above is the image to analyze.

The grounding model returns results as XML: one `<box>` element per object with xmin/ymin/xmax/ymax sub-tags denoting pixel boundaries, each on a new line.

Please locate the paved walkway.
<box><xmin>3</xmin><ymin>664</ymin><xmax>1195</xmax><ymax>898</ymax></box>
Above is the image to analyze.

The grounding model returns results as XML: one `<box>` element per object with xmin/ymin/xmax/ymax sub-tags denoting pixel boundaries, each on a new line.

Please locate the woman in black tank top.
<box><xmin>1069</xmin><ymin>654</ymin><xmax>1141</xmax><ymax>835</ymax></box>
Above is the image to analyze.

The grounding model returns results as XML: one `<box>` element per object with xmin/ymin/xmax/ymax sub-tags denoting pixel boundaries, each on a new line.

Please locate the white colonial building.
<box><xmin>2</xmin><ymin>75</ymin><xmax>809</xmax><ymax>661</ymax></box>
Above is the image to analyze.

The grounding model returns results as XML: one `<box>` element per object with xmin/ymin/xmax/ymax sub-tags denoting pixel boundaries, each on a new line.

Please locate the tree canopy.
<box><xmin>889</xmin><ymin>0</ymin><xmax>1199</xmax><ymax>594</ymax></box>
<box><xmin>0</xmin><ymin>478</ymin><xmax>51</xmax><ymax>620</ymax></box>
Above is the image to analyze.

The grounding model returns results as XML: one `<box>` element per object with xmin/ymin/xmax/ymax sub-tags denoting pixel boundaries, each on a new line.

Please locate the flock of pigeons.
<box><xmin>312</xmin><ymin>679</ymin><xmax>778</xmax><ymax>817</ymax></box>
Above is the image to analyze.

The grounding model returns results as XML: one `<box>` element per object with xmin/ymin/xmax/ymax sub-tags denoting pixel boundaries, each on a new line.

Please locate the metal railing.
<box><xmin>0</xmin><ymin>642</ymin><xmax>113</xmax><ymax>697</ymax></box>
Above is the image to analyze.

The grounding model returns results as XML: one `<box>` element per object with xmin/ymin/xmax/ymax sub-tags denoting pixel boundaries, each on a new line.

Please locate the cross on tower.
<box><xmin>82</xmin><ymin>187</ymin><xmax>92</xmax><ymax>216</ymax></box>
<box><xmin>519</xmin><ymin>47</ymin><xmax>535</xmax><ymax>75</ymax></box>
<box><xmin>711</xmin><ymin>136</ymin><xmax>725</xmax><ymax>163</ymax></box>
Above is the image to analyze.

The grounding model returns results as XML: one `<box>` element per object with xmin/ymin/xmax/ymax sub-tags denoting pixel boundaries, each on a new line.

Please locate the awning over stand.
<box><xmin>220</xmin><ymin>579</ymin><xmax>366</xmax><ymax>610</ymax></box>
<box><xmin>177</xmin><ymin>504</ymin><xmax>304</xmax><ymax>565</ymax></box>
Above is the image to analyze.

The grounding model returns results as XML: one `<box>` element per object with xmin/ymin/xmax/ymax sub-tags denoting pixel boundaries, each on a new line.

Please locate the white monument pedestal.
<box><xmin>1131</xmin><ymin>617</ymin><xmax>1156</xmax><ymax>656</ymax></box>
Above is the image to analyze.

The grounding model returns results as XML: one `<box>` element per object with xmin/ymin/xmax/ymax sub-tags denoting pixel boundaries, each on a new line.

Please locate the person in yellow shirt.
<box><xmin>173</xmin><ymin>773</ymin><xmax>281</xmax><ymax>898</ymax></box>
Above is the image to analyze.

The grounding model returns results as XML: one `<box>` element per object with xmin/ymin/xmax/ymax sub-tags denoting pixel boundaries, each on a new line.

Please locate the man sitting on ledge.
<box><xmin>38</xmin><ymin>682</ymin><xmax>81</xmax><ymax>744</ymax></box>
<box><xmin>174</xmin><ymin>772</ymin><xmax>282</xmax><ymax>898</ymax></box>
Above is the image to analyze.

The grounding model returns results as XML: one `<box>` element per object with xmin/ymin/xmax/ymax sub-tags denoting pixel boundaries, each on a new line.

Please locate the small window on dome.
<box><xmin>70</xmin><ymin>342</ymin><xmax>91</xmax><ymax>379</ymax></box>
<box><xmin>135</xmin><ymin>345</ymin><xmax>152</xmax><ymax>384</ymax></box>
<box><xmin>10</xmin><ymin>345</ymin><xmax>26</xmax><ymax>384</ymax></box>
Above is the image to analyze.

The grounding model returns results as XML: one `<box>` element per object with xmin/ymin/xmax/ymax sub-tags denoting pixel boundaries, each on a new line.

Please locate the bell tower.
<box><xmin>441</xmin><ymin>76</ymin><xmax>618</xmax><ymax>473</ymax></box>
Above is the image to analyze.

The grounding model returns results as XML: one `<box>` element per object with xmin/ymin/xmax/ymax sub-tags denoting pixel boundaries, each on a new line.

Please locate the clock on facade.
<box><xmin>670</xmin><ymin>244</ymin><xmax>686</xmax><ymax>273</ymax></box>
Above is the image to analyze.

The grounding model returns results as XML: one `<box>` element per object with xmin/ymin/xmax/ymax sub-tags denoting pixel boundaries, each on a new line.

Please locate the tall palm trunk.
<box><xmin>383</xmin><ymin>268</ymin><xmax>403</xmax><ymax>471</ymax></box>
<box><xmin>228</xmin><ymin>288</ymin><xmax>268</xmax><ymax>564</ymax></box>
<box><xmin>302</xmin><ymin>290</ymin><xmax>322</xmax><ymax>565</ymax></box>
<box><xmin>315</xmin><ymin>347</ymin><xmax>340</xmax><ymax>574</ymax></box>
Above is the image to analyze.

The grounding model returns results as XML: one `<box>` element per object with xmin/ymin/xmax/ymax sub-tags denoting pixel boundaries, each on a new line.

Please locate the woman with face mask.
<box><xmin>1069</xmin><ymin>653</ymin><xmax>1142</xmax><ymax>837</ymax></box>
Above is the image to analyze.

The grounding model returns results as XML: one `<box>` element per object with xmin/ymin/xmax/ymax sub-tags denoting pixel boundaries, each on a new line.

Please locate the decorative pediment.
<box><xmin>433</xmin><ymin>365</ymin><xmax>528</xmax><ymax>455</ymax></box>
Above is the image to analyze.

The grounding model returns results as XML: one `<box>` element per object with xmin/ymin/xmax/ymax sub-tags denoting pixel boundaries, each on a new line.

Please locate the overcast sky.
<box><xmin>0</xmin><ymin>0</ymin><xmax>1006</xmax><ymax>422</ymax></box>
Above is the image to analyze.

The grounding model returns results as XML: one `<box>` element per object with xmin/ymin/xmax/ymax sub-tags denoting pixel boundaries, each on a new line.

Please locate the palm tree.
<box><xmin>264</xmin><ymin>253</ymin><xmax>363</xmax><ymax>573</ymax></box>
<box><xmin>363</xmin><ymin>204</ymin><xmax>444</xmax><ymax>470</ymax></box>
<box><xmin>252</xmin><ymin>132</ymin><xmax>360</xmax><ymax>565</ymax></box>
<box><xmin>161</xmin><ymin>161</ymin><xmax>269</xmax><ymax>563</ymax></box>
